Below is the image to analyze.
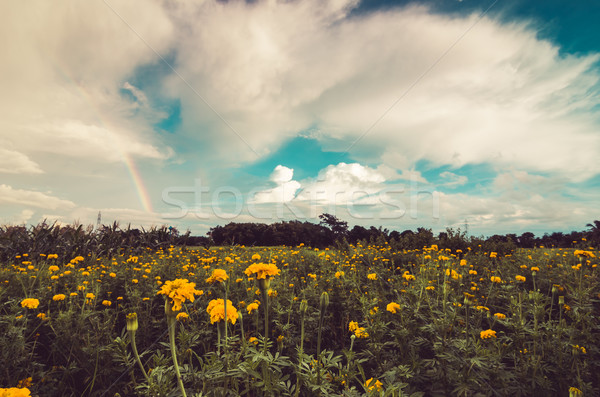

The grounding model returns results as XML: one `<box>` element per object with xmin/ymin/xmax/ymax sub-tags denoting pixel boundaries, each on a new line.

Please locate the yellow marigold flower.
<box><xmin>247</xmin><ymin>302</ymin><xmax>260</xmax><ymax>314</ymax></box>
<box><xmin>386</xmin><ymin>302</ymin><xmax>401</xmax><ymax>313</ymax></box>
<box><xmin>17</xmin><ymin>377</ymin><xmax>32</xmax><ymax>388</ymax></box>
<box><xmin>132</xmin><ymin>279</ymin><xmax>139</xmax><ymax>284</ymax></box>
<box><xmin>37</xmin><ymin>313</ymin><xmax>46</xmax><ymax>320</ymax></box>
<box><xmin>364</xmin><ymin>378</ymin><xmax>383</xmax><ymax>392</ymax></box>
<box><xmin>530</xmin><ymin>266</ymin><xmax>540</xmax><ymax>272</ymax></box>
<box><xmin>249</xmin><ymin>337</ymin><xmax>259</xmax><ymax>345</ymax></box>
<box><xmin>244</xmin><ymin>263</ymin><xmax>280</xmax><ymax>280</ymax></box>
<box><xmin>469</xmin><ymin>270</ymin><xmax>477</xmax><ymax>275</ymax></box>
<box><xmin>460</xmin><ymin>259</ymin><xmax>467</xmax><ymax>266</ymax></box>
<box><xmin>206</xmin><ymin>299</ymin><xmax>238</xmax><ymax>324</ymax></box>
<box><xmin>109</xmin><ymin>272</ymin><xmax>116</xmax><ymax>278</ymax></box>
<box><xmin>490</xmin><ymin>276</ymin><xmax>502</xmax><ymax>283</ymax></box>
<box><xmin>47</xmin><ymin>254</ymin><xmax>58</xmax><ymax>259</ymax></box>
<box><xmin>569</xmin><ymin>387</ymin><xmax>583</xmax><ymax>397</ymax></box>
<box><xmin>367</xmin><ymin>273</ymin><xmax>377</xmax><ymax>280</ymax></box>
<box><xmin>489</xmin><ymin>252</ymin><xmax>497</xmax><ymax>258</ymax></box>
<box><xmin>102</xmin><ymin>300</ymin><xmax>112</xmax><ymax>307</ymax></box>
<box><xmin>402</xmin><ymin>272</ymin><xmax>415</xmax><ymax>281</ymax></box>
<box><xmin>515</xmin><ymin>275</ymin><xmax>526</xmax><ymax>282</ymax></box>
<box><xmin>334</xmin><ymin>271</ymin><xmax>344</xmax><ymax>279</ymax></box>
<box><xmin>369</xmin><ymin>306</ymin><xmax>378</xmax><ymax>315</ymax></box>
<box><xmin>349</xmin><ymin>321</ymin><xmax>359</xmax><ymax>332</ymax></box>
<box><xmin>354</xmin><ymin>327</ymin><xmax>369</xmax><ymax>338</ymax></box>
<box><xmin>48</xmin><ymin>265</ymin><xmax>59</xmax><ymax>272</ymax></box>
<box><xmin>426</xmin><ymin>285</ymin><xmax>435</xmax><ymax>290</ymax></box>
<box><xmin>176</xmin><ymin>312</ymin><xmax>189</xmax><ymax>321</ymax></box>
<box><xmin>20</xmin><ymin>298</ymin><xmax>39</xmax><ymax>309</ymax></box>
<box><xmin>251</xmin><ymin>254</ymin><xmax>261</xmax><ymax>261</ymax></box>
<box><xmin>157</xmin><ymin>278</ymin><xmax>203</xmax><ymax>311</ymax></box>
<box><xmin>267</xmin><ymin>289</ymin><xmax>277</xmax><ymax>297</ymax></box>
<box><xmin>574</xmin><ymin>250</ymin><xmax>595</xmax><ymax>258</ymax></box>
<box><xmin>86</xmin><ymin>293</ymin><xmax>95</xmax><ymax>300</ymax></box>
<box><xmin>480</xmin><ymin>329</ymin><xmax>497</xmax><ymax>339</ymax></box>
<box><xmin>70</xmin><ymin>292</ymin><xmax>78</xmax><ymax>297</ymax></box>
<box><xmin>0</xmin><ymin>387</ymin><xmax>32</xmax><ymax>396</ymax></box>
<box><xmin>493</xmin><ymin>313</ymin><xmax>506</xmax><ymax>319</ymax></box>
<box><xmin>206</xmin><ymin>268</ymin><xmax>228</xmax><ymax>284</ymax></box>
<box><xmin>52</xmin><ymin>294</ymin><xmax>66</xmax><ymax>301</ymax></box>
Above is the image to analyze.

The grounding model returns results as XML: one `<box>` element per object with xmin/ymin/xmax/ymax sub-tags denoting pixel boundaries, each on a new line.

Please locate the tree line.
<box><xmin>207</xmin><ymin>214</ymin><xmax>600</xmax><ymax>253</ymax></box>
<box><xmin>1</xmin><ymin>217</ymin><xmax>598</xmax><ymax>262</ymax></box>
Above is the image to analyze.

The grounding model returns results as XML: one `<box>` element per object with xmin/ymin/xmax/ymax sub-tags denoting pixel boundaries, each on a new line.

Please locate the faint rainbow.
<box><xmin>51</xmin><ymin>60</ymin><xmax>155</xmax><ymax>213</ymax></box>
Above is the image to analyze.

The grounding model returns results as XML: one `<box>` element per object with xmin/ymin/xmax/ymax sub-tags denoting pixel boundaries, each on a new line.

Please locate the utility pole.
<box><xmin>96</xmin><ymin>211</ymin><xmax>101</xmax><ymax>229</ymax></box>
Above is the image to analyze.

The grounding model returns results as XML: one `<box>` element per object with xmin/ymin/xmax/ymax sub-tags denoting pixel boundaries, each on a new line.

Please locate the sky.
<box><xmin>1</xmin><ymin>0</ymin><xmax>600</xmax><ymax>237</ymax></box>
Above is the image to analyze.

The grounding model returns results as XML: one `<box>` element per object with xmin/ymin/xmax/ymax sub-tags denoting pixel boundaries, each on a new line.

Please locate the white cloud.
<box><xmin>0</xmin><ymin>0</ymin><xmax>174</xmax><ymax>165</ymax></box>
<box><xmin>439</xmin><ymin>171</ymin><xmax>468</xmax><ymax>188</ymax></box>
<box><xmin>295</xmin><ymin>162</ymin><xmax>387</xmax><ymax>205</ymax></box>
<box><xmin>252</xmin><ymin>165</ymin><xmax>301</xmax><ymax>203</ymax></box>
<box><xmin>0</xmin><ymin>149</ymin><xmax>43</xmax><ymax>174</ymax></box>
<box><xmin>163</xmin><ymin>1</ymin><xmax>600</xmax><ymax>179</ymax></box>
<box><xmin>0</xmin><ymin>185</ymin><xmax>75</xmax><ymax>210</ymax></box>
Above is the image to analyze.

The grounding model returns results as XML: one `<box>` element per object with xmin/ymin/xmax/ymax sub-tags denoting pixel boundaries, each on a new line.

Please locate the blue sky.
<box><xmin>1</xmin><ymin>0</ymin><xmax>600</xmax><ymax>237</ymax></box>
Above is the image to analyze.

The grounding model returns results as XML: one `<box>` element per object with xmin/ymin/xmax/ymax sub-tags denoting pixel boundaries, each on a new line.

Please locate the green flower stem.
<box><xmin>166</xmin><ymin>301</ymin><xmax>187</xmax><ymax>397</ymax></box>
<box><xmin>129</xmin><ymin>330</ymin><xmax>149</xmax><ymax>382</ymax></box>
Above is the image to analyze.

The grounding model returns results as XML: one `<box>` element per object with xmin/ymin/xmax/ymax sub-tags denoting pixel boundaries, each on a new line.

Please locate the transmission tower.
<box><xmin>96</xmin><ymin>211</ymin><xmax>101</xmax><ymax>229</ymax></box>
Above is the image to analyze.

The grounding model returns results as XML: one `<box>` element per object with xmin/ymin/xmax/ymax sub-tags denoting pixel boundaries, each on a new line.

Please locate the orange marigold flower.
<box><xmin>206</xmin><ymin>268</ymin><xmax>228</xmax><ymax>284</ymax></box>
<box><xmin>20</xmin><ymin>298</ymin><xmax>39</xmax><ymax>309</ymax></box>
<box><xmin>157</xmin><ymin>278</ymin><xmax>203</xmax><ymax>312</ymax></box>
<box><xmin>480</xmin><ymin>329</ymin><xmax>497</xmax><ymax>339</ymax></box>
<box><xmin>206</xmin><ymin>299</ymin><xmax>238</xmax><ymax>324</ymax></box>
<box><xmin>386</xmin><ymin>302</ymin><xmax>401</xmax><ymax>313</ymax></box>
<box><xmin>52</xmin><ymin>294</ymin><xmax>66</xmax><ymax>301</ymax></box>
<box><xmin>244</xmin><ymin>263</ymin><xmax>280</xmax><ymax>280</ymax></box>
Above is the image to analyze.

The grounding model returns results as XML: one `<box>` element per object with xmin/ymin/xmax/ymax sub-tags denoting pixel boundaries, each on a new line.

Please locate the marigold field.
<box><xmin>1</xmin><ymin>243</ymin><xmax>599</xmax><ymax>396</ymax></box>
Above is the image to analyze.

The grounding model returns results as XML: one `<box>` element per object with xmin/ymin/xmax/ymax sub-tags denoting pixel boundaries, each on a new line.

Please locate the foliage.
<box><xmin>0</xmin><ymin>225</ymin><xmax>599</xmax><ymax>395</ymax></box>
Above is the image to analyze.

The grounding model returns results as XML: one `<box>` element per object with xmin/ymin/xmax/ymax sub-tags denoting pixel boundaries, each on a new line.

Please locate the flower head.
<box><xmin>386</xmin><ymin>302</ymin><xmax>401</xmax><ymax>313</ymax></box>
<box><xmin>206</xmin><ymin>268</ymin><xmax>228</xmax><ymax>284</ymax></box>
<box><xmin>244</xmin><ymin>263</ymin><xmax>280</xmax><ymax>280</ymax></box>
<box><xmin>247</xmin><ymin>301</ymin><xmax>260</xmax><ymax>314</ymax></box>
<box><xmin>157</xmin><ymin>278</ymin><xmax>203</xmax><ymax>311</ymax></box>
<box><xmin>364</xmin><ymin>378</ymin><xmax>383</xmax><ymax>392</ymax></box>
<box><xmin>367</xmin><ymin>273</ymin><xmax>377</xmax><ymax>281</ymax></box>
<box><xmin>207</xmin><ymin>299</ymin><xmax>238</xmax><ymax>324</ymax></box>
<box><xmin>480</xmin><ymin>329</ymin><xmax>497</xmax><ymax>339</ymax></box>
<box><xmin>20</xmin><ymin>298</ymin><xmax>39</xmax><ymax>309</ymax></box>
<box><xmin>176</xmin><ymin>312</ymin><xmax>189</xmax><ymax>322</ymax></box>
<box><xmin>52</xmin><ymin>294</ymin><xmax>66</xmax><ymax>301</ymax></box>
<box><xmin>490</xmin><ymin>276</ymin><xmax>502</xmax><ymax>283</ymax></box>
<box><xmin>0</xmin><ymin>387</ymin><xmax>32</xmax><ymax>396</ymax></box>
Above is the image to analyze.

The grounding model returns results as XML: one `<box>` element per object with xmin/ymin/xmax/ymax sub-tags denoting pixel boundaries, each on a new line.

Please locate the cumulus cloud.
<box><xmin>162</xmin><ymin>1</ymin><xmax>600</xmax><ymax>179</ymax></box>
<box><xmin>0</xmin><ymin>149</ymin><xmax>43</xmax><ymax>174</ymax></box>
<box><xmin>0</xmin><ymin>185</ymin><xmax>75</xmax><ymax>210</ymax></box>
<box><xmin>295</xmin><ymin>163</ymin><xmax>387</xmax><ymax>205</ymax></box>
<box><xmin>252</xmin><ymin>165</ymin><xmax>301</xmax><ymax>203</ymax></box>
<box><xmin>0</xmin><ymin>0</ymin><xmax>174</xmax><ymax>166</ymax></box>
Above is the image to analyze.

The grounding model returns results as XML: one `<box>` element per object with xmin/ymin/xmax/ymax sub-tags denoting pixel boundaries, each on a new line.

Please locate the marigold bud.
<box><xmin>126</xmin><ymin>313</ymin><xmax>138</xmax><ymax>332</ymax></box>
<box><xmin>320</xmin><ymin>292</ymin><xmax>329</xmax><ymax>312</ymax></box>
<box><xmin>300</xmin><ymin>299</ymin><xmax>308</xmax><ymax>315</ymax></box>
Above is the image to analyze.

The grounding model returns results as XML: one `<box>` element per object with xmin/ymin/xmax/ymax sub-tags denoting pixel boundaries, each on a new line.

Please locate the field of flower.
<box><xmin>1</xmin><ymin>243</ymin><xmax>598</xmax><ymax>396</ymax></box>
